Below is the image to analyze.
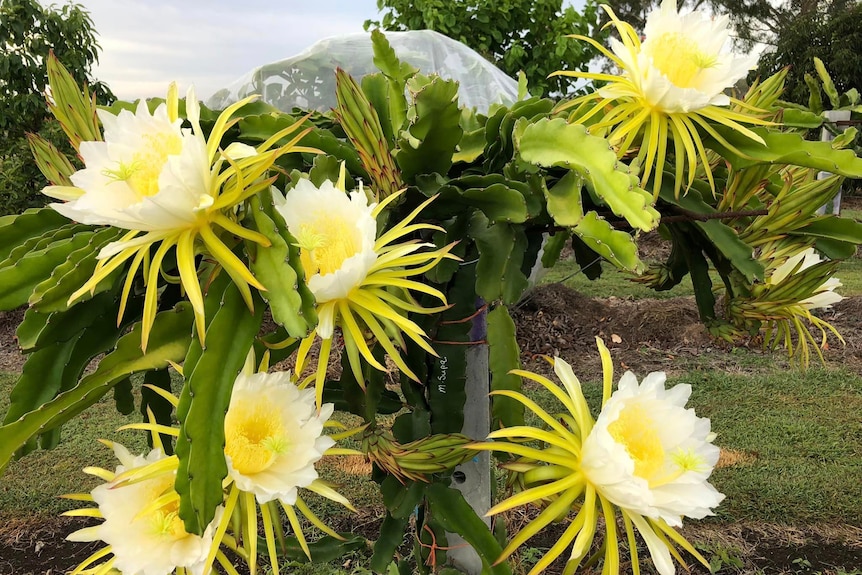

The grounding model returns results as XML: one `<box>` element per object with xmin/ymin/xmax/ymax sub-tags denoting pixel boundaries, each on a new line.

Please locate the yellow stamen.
<box><xmin>295</xmin><ymin>215</ymin><xmax>361</xmax><ymax>276</ymax></box>
<box><xmin>608</xmin><ymin>404</ymin><xmax>665</xmax><ymax>480</ymax></box>
<box><xmin>104</xmin><ymin>132</ymin><xmax>183</xmax><ymax>199</ymax></box>
<box><xmin>224</xmin><ymin>401</ymin><xmax>288</xmax><ymax>475</ymax></box>
<box><xmin>649</xmin><ymin>33</ymin><xmax>718</xmax><ymax>89</ymax></box>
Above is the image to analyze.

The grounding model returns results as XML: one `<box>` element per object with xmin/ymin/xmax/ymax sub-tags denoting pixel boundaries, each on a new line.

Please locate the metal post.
<box><xmin>446</xmin><ymin>310</ymin><xmax>491</xmax><ymax>574</ymax></box>
<box><xmin>817</xmin><ymin>110</ymin><xmax>851</xmax><ymax>215</ymax></box>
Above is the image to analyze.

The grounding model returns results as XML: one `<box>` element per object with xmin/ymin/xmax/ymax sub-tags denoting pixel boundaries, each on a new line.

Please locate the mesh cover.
<box><xmin>206</xmin><ymin>30</ymin><xmax>518</xmax><ymax>113</ymax></box>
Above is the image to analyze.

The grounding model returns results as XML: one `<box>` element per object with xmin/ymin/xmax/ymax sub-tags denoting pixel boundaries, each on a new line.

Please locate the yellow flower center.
<box><xmin>295</xmin><ymin>214</ymin><xmax>361</xmax><ymax>276</ymax></box>
<box><xmin>649</xmin><ymin>32</ymin><xmax>718</xmax><ymax>89</ymax></box>
<box><xmin>607</xmin><ymin>403</ymin><xmax>665</xmax><ymax>480</ymax></box>
<box><xmin>671</xmin><ymin>448</ymin><xmax>706</xmax><ymax>472</ymax></box>
<box><xmin>151</xmin><ymin>499</ymin><xmax>187</xmax><ymax>539</ymax></box>
<box><xmin>105</xmin><ymin>132</ymin><xmax>183</xmax><ymax>199</ymax></box>
<box><xmin>142</xmin><ymin>476</ymin><xmax>188</xmax><ymax>539</ymax></box>
<box><xmin>224</xmin><ymin>401</ymin><xmax>288</xmax><ymax>475</ymax></box>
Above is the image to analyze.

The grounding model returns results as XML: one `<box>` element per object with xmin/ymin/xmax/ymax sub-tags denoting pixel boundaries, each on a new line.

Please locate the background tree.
<box><xmin>756</xmin><ymin>0</ymin><xmax>862</xmax><ymax>105</ymax></box>
<box><xmin>364</xmin><ymin>0</ymin><xmax>605</xmax><ymax>97</ymax></box>
<box><xmin>0</xmin><ymin>0</ymin><xmax>112</xmax><ymax>214</ymax></box>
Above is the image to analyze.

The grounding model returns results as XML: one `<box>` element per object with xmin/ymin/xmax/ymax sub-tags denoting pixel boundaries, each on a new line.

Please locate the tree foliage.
<box><xmin>757</xmin><ymin>0</ymin><xmax>862</xmax><ymax>105</ymax></box>
<box><xmin>0</xmin><ymin>0</ymin><xmax>112</xmax><ymax>215</ymax></box>
<box><xmin>603</xmin><ymin>0</ymin><xmax>815</xmax><ymax>49</ymax></box>
<box><xmin>364</xmin><ymin>0</ymin><xmax>605</xmax><ymax>97</ymax></box>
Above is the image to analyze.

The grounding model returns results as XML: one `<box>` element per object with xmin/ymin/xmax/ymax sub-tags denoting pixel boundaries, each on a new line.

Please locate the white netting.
<box><xmin>206</xmin><ymin>30</ymin><xmax>519</xmax><ymax>114</ymax></box>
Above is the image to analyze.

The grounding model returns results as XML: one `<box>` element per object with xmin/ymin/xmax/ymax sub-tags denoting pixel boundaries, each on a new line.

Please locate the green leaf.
<box><xmin>16</xmin><ymin>291</ymin><xmax>117</xmax><ymax>352</ymax></box>
<box><xmin>141</xmin><ymin>369</ymin><xmax>175</xmax><ymax>455</ymax></box>
<box><xmin>396</xmin><ymin>75</ymin><xmax>463</xmax><ymax>181</ymax></box>
<box><xmin>659</xmin><ymin>185</ymin><xmax>763</xmax><ymax>282</ymax></box>
<box><xmin>392</xmin><ymin>407</ymin><xmax>432</xmax><ymax>443</ymax></box>
<box><xmin>322</xmin><ymin>379</ymin><xmax>401</xmax><ymax>416</ymax></box>
<box><xmin>175</xmin><ymin>284</ymin><xmax>264</xmax><ymax>534</ymax></box>
<box><xmin>487</xmin><ymin>305</ymin><xmax>524</xmax><ymax>429</ymax></box>
<box><xmin>571</xmin><ymin>234</ymin><xmax>603</xmax><ymax>279</ymax></box>
<box><xmin>541</xmin><ymin>231</ymin><xmax>570</xmax><ymax>269</ymax></box>
<box><xmin>247</xmin><ymin>191</ymin><xmax>311</xmax><ymax>337</ymax></box>
<box><xmin>0</xmin><ymin>230</ymin><xmax>98</xmax><ymax>311</ymax></box>
<box><xmin>362</xmin><ymin>73</ymin><xmax>400</xmax><ymax>146</ymax></box>
<box><xmin>428</xmin><ymin>265</ymin><xmax>475</xmax><ymax>434</ymax></box>
<box><xmin>789</xmin><ymin>215</ymin><xmax>862</xmax><ymax>244</ymax></box>
<box><xmin>369</xmin><ymin>29</ymin><xmax>414</xmax><ymax>140</ymax></box>
<box><xmin>805</xmin><ymin>73</ymin><xmax>823</xmax><ymax>114</ymax></box>
<box><xmin>381</xmin><ymin>476</ymin><xmax>426</xmax><ymax>518</ymax></box>
<box><xmin>813</xmin><ymin>57</ymin><xmax>840</xmax><ymax>108</ymax></box>
<box><xmin>543</xmin><ymin>170</ymin><xmax>585</xmax><ymax>226</ymax></box>
<box><xmin>12</xmin><ymin>290</ymin><xmax>135</xmax><ymax>457</ymax></box>
<box><xmin>335</xmin><ymin>342</ymin><xmax>387</xmax><ymax>423</ymax></box>
<box><xmin>113</xmin><ymin>376</ymin><xmax>135</xmax><ymax>415</ymax></box>
<box><xmin>271</xmin><ymin>533</ymin><xmax>367</xmax><ymax>563</ymax></box>
<box><xmin>672</xmin><ymin>226</ymin><xmax>716</xmax><ymax>322</ymax></box>
<box><xmin>0</xmin><ymin>208</ymin><xmax>69</xmax><ymax>262</ymax></box>
<box><xmin>371</xmin><ymin>29</ymin><xmax>417</xmax><ymax>89</ymax></box>
<box><xmin>470</xmin><ymin>213</ymin><xmax>529</xmax><ymax>304</ymax></box>
<box><xmin>3</xmin><ymin>339</ymin><xmax>78</xmax><ymax>451</ymax></box>
<box><xmin>515</xmin><ymin>117</ymin><xmax>660</xmax><ymax>232</ymax></box>
<box><xmin>29</xmin><ymin>227</ymin><xmax>124</xmax><ymax>312</ymax></box>
<box><xmin>238</xmin><ymin>113</ymin><xmax>366</xmax><ymax>178</ymax></box>
<box><xmin>781</xmin><ymin>108</ymin><xmax>824</xmax><ymax>129</ymax></box>
<box><xmin>461</xmin><ymin>183</ymin><xmax>528</xmax><ymax>224</ymax></box>
<box><xmin>814</xmin><ymin>237</ymin><xmax>858</xmax><ymax>260</ymax></box>
<box><xmin>706</xmin><ymin>126</ymin><xmax>862</xmax><ymax>177</ymax></box>
<box><xmin>426</xmin><ymin>483</ymin><xmax>512</xmax><ymax>575</ymax></box>
<box><xmin>573</xmin><ymin>212</ymin><xmax>643</xmax><ymax>273</ymax></box>
<box><xmin>453</xmin><ymin>108</ymin><xmax>486</xmax><ymax>164</ymax></box>
<box><xmin>0</xmin><ymin>304</ymin><xmax>193</xmax><ymax>473</ymax></box>
<box><xmin>484</xmin><ymin>98</ymin><xmax>554</xmax><ymax>173</ymax></box>
<box><xmin>371</xmin><ymin>512</ymin><xmax>410</xmax><ymax>573</ymax></box>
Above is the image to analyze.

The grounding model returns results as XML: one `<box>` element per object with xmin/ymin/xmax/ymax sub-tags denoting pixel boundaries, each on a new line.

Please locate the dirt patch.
<box><xmin>2</xmin><ymin>513</ymin><xmax>858</xmax><ymax>575</ymax></box>
<box><xmin>512</xmin><ymin>283</ymin><xmax>724</xmax><ymax>380</ymax></box>
<box><xmin>0</xmin><ymin>515</ymin><xmax>101</xmax><ymax>575</ymax></box>
<box><xmin>2</xmin><ymin>284</ymin><xmax>862</xmax><ymax>574</ymax></box>
<box><xmin>0</xmin><ymin>307</ymin><xmax>24</xmax><ymax>373</ymax></box>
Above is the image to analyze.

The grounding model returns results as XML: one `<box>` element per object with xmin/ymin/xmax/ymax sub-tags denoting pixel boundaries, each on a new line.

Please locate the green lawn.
<box><xmin>521</xmin><ymin>366</ymin><xmax>862</xmax><ymax>525</ymax></box>
<box><xmin>2</xmin><ymin>220</ymin><xmax>862</xmax><ymax>574</ymax></box>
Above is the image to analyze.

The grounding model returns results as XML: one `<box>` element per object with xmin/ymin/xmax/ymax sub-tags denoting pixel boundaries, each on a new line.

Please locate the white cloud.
<box><xmin>77</xmin><ymin>0</ymin><xmax>379</xmax><ymax>100</ymax></box>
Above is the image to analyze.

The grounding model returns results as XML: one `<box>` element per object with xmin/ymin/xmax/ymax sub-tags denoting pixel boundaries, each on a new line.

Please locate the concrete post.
<box><xmin>445</xmin><ymin>309</ymin><xmax>491</xmax><ymax>574</ymax></box>
<box><xmin>817</xmin><ymin>110</ymin><xmax>851</xmax><ymax>215</ymax></box>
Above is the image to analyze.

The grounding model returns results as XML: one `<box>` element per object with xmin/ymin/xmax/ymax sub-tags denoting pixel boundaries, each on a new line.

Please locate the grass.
<box><xmin>0</xmin><ymin>371</ymin><xmax>149</xmax><ymax>518</ymax></box>
<box><xmin>542</xmin><ymin>246</ymin><xmax>862</xmax><ymax>299</ymax></box>
<box><xmin>539</xmin><ymin>258</ymin><xmax>710</xmax><ymax>300</ymax></box>
<box><xmin>2</xmin><ymin>224</ymin><xmax>862</xmax><ymax>574</ymax></box>
<box><xmin>521</xmin><ymin>365</ymin><xmax>862</xmax><ymax>525</ymax></box>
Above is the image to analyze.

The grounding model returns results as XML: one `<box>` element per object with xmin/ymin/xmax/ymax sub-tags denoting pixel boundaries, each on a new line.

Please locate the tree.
<box><xmin>756</xmin><ymin>1</ymin><xmax>862</xmax><ymax>105</ymax></box>
<box><xmin>603</xmin><ymin>0</ymin><xmax>802</xmax><ymax>49</ymax></box>
<box><xmin>0</xmin><ymin>0</ymin><xmax>112</xmax><ymax>214</ymax></box>
<box><xmin>364</xmin><ymin>0</ymin><xmax>605</xmax><ymax>97</ymax></box>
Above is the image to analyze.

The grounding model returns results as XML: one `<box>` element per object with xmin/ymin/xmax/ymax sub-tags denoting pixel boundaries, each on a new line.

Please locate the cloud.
<box><xmin>79</xmin><ymin>0</ymin><xmax>379</xmax><ymax>100</ymax></box>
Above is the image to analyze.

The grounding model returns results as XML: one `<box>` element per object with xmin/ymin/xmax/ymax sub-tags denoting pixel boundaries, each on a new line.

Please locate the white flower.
<box><xmin>67</xmin><ymin>443</ymin><xmax>221</xmax><ymax>575</ymax></box>
<box><xmin>602</xmin><ymin>0</ymin><xmax>757</xmax><ymax>113</ymax></box>
<box><xmin>45</xmin><ymin>92</ymin><xmax>213</xmax><ymax>232</ymax></box>
<box><xmin>274</xmin><ymin>179</ymin><xmax>378</xmax><ymax>337</ymax></box>
<box><xmin>769</xmin><ymin>247</ymin><xmax>844</xmax><ymax>309</ymax></box>
<box><xmin>580</xmin><ymin>370</ymin><xmax>725</xmax><ymax>529</ymax></box>
<box><xmin>224</xmin><ymin>371</ymin><xmax>335</xmax><ymax>504</ymax></box>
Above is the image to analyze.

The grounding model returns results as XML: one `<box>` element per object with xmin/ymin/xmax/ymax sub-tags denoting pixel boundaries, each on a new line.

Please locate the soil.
<box><xmin>1</xmin><ymin>283</ymin><xmax>862</xmax><ymax>574</ymax></box>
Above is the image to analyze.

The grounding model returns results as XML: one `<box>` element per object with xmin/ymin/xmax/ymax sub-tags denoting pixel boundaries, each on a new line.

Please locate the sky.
<box><xmin>77</xmin><ymin>0</ymin><xmax>381</xmax><ymax>101</ymax></box>
<box><xmin>76</xmin><ymin>0</ymin><xmax>588</xmax><ymax>103</ymax></box>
